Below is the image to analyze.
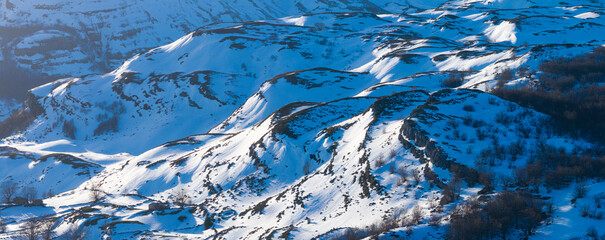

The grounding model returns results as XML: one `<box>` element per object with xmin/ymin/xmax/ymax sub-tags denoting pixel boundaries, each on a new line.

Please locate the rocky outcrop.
<box><xmin>149</xmin><ymin>202</ymin><xmax>170</xmax><ymax>211</ymax></box>
<box><xmin>400</xmin><ymin>91</ymin><xmax>482</xmax><ymax>185</ymax></box>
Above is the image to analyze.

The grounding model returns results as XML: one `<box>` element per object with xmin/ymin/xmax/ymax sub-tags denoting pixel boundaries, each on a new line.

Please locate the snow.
<box><xmin>282</xmin><ymin>16</ymin><xmax>308</xmax><ymax>26</ymax></box>
<box><xmin>534</xmin><ymin>181</ymin><xmax>605</xmax><ymax>239</ymax></box>
<box><xmin>483</xmin><ymin>21</ymin><xmax>518</xmax><ymax>44</ymax></box>
<box><xmin>1</xmin><ymin>0</ymin><xmax>605</xmax><ymax>239</ymax></box>
<box><xmin>575</xmin><ymin>11</ymin><xmax>600</xmax><ymax>19</ymax></box>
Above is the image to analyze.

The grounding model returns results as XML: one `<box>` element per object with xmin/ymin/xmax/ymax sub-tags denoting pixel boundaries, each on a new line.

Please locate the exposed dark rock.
<box><xmin>149</xmin><ymin>202</ymin><xmax>170</xmax><ymax>211</ymax></box>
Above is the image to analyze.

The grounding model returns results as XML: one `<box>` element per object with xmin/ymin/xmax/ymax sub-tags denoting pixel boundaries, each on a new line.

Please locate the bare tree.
<box><xmin>411</xmin><ymin>205</ymin><xmax>423</xmax><ymax>224</ymax></box>
<box><xmin>40</xmin><ymin>218</ymin><xmax>55</xmax><ymax>240</ymax></box>
<box><xmin>42</xmin><ymin>189</ymin><xmax>55</xmax><ymax>199</ymax></box>
<box><xmin>89</xmin><ymin>181</ymin><xmax>103</xmax><ymax>203</ymax></box>
<box><xmin>22</xmin><ymin>187</ymin><xmax>37</xmax><ymax>203</ymax></box>
<box><xmin>1</xmin><ymin>181</ymin><xmax>19</xmax><ymax>203</ymax></box>
<box><xmin>0</xmin><ymin>217</ymin><xmax>6</xmax><ymax>233</ymax></box>
<box><xmin>20</xmin><ymin>219</ymin><xmax>42</xmax><ymax>240</ymax></box>
<box><xmin>173</xmin><ymin>188</ymin><xmax>190</xmax><ymax>208</ymax></box>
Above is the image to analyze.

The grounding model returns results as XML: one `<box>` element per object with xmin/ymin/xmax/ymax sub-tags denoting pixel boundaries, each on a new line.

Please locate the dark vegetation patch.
<box><xmin>330</xmin><ymin>216</ymin><xmax>400</xmax><ymax>240</ymax></box>
<box><xmin>492</xmin><ymin>47</ymin><xmax>605</xmax><ymax>142</ymax></box>
<box><xmin>358</xmin><ymin>162</ymin><xmax>385</xmax><ymax>198</ymax></box>
<box><xmin>113</xmin><ymin>70</ymin><xmax>237</xmax><ymax>113</ymax></box>
<box><xmin>514</xmin><ymin>144</ymin><xmax>605</xmax><ymax>190</ymax></box>
<box><xmin>93</xmin><ymin>116</ymin><xmax>119</xmax><ymax>136</ymax></box>
<box><xmin>92</xmin><ymin>102</ymin><xmax>125</xmax><ymax>136</ymax></box>
<box><xmin>367</xmin><ymin>90</ymin><xmax>428</xmax><ymax>123</ymax></box>
<box><xmin>448</xmin><ymin>191</ymin><xmax>547</xmax><ymax>240</ymax></box>
<box><xmin>0</xmin><ymin>107</ymin><xmax>38</xmax><ymax>138</ymax></box>
<box><xmin>62</xmin><ymin>119</ymin><xmax>76</xmax><ymax>139</ymax></box>
<box><xmin>441</xmin><ymin>72</ymin><xmax>466</xmax><ymax>88</ymax></box>
<box><xmin>0</xmin><ymin>93</ymin><xmax>45</xmax><ymax>138</ymax></box>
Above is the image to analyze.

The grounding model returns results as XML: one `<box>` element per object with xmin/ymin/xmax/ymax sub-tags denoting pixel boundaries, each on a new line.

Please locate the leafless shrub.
<box><xmin>412</xmin><ymin>170</ymin><xmax>422</xmax><ymax>184</ymax></box>
<box><xmin>173</xmin><ymin>188</ymin><xmax>191</xmax><ymax>208</ymax></box>
<box><xmin>462</xmin><ymin>105</ymin><xmax>475</xmax><ymax>112</ymax></box>
<box><xmin>496</xmin><ymin>69</ymin><xmax>515</xmax><ymax>88</ymax></box>
<box><xmin>374</xmin><ymin>155</ymin><xmax>386</xmax><ymax>168</ymax></box>
<box><xmin>332</xmin><ymin>213</ymin><xmax>401</xmax><ymax>239</ymax></box>
<box><xmin>442</xmin><ymin>73</ymin><xmax>465</xmax><ymax>88</ymax></box>
<box><xmin>441</xmin><ymin>176</ymin><xmax>461</xmax><ymax>206</ymax></box>
<box><xmin>19</xmin><ymin>219</ymin><xmax>43</xmax><ymax>240</ymax></box>
<box><xmin>499</xmin><ymin>175</ymin><xmax>514</xmax><ymax>188</ymax></box>
<box><xmin>411</xmin><ymin>205</ymin><xmax>423</xmax><ymax>224</ymax></box>
<box><xmin>38</xmin><ymin>218</ymin><xmax>55</xmax><ymax>240</ymax></box>
<box><xmin>446</xmin><ymin>119</ymin><xmax>459</xmax><ymax>129</ymax></box>
<box><xmin>89</xmin><ymin>181</ymin><xmax>104</xmax><ymax>203</ymax></box>
<box><xmin>42</xmin><ymin>189</ymin><xmax>55</xmax><ymax>199</ymax></box>
<box><xmin>396</xmin><ymin>167</ymin><xmax>409</xmax><ymax>186</ymax></box>
<box><xmin>586</xmin><ymin>226</ymin><xmax>599</xmax><ymax>240</ymax></box>
<box><xmin>428</xmin><ymin>214</ymin><xmax>441</xmax><ymax>226</ymax></box>
<box><xmin>93</xmin><ymin>116</ymin><xmax>119</xmax><ymax>136</ymax></box>
<box><xmin>448</xmin><ymin>192</ymin><xmax>544</xmax><ymax>240</ymax></box>
<box><xmin>573</xmin><ymin>181</ymin><xmax>588</xmax><ymax>200</ymax></box>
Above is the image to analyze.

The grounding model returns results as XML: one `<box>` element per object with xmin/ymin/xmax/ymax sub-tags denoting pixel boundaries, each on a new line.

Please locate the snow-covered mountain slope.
<box><xmin>0</xmin><ymin>147</ymin><xmax>102</xmax><ymax>196</ymax></box>
<box><xmin>11</xmin><ymin>1</ymin><xmax>605</xmax><ymax>154</ymax></box>
<box><xmin>1</xmin><ymin>0</ymin><xmax>605</xmax><ymax>239</ymax></box>
<box><xmin>0</xmin><ymin>0</ymin><xmax>388</xmax><ymax>100</ymax></box>
<box><xmin>210</xmin><ymin>68</ymin><xmax>378</xmax><ymax>134</ymax></box>
<box><xmin>0</xmin><ymin>141</ymin><xmax>130</xmax><ymax>197</ymax></box>
<box><xmin>9</xmin><ymin>89</ymin><xmax>589</xmax><ymax>239</ymax></box>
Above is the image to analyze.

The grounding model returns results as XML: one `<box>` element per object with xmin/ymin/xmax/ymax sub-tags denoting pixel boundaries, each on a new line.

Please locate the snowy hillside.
<box><xmin>0</xmin><ymin>0</ymin><xmax>390</xmax><ymax>102</ymax></box>
<box><xmin>10</xmin><ymin>1</ymin><xmax>605</xmax><ymax>153</ymax></box>
<box><xmin>1</xmin><ymin>0</ymin><xmax>605</xmax><ymax>239</ymax></box>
